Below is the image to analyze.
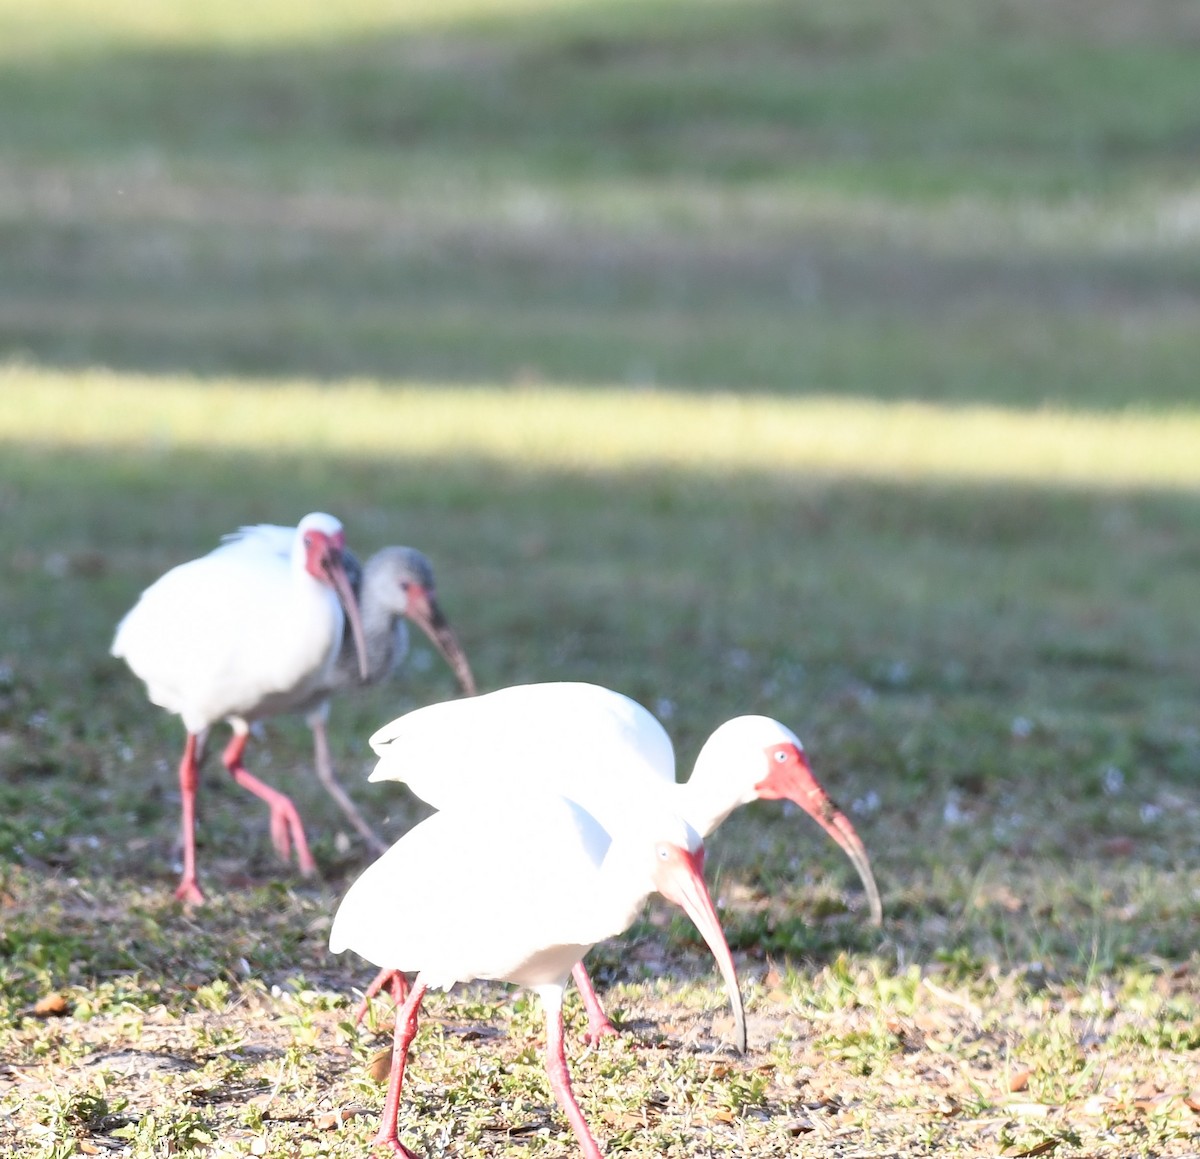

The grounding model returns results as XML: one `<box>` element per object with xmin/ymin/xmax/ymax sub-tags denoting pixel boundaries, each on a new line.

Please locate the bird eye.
<box><xmin>774</xmin><ymin>749</ymin><xmax>788</xmax><ymax>762</ymax></box>
<box><xmin>656</xmin><ymin>845</ymin><xmax>670</xmax><ymax>860</ymax></box>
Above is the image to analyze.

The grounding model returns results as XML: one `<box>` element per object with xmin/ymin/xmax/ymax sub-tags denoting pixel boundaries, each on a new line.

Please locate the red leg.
<box><xmin>539</xmin><ymin>984</ymin><xmax>604</xmax><ymax>1159</ymax></box>
<box><xmin>572</xmin><ymin>962</ymin><xmax>618</xmax><ymax>1045</ymax></box>
<box><xmin>174</xmin><ymin>733</ymin><xmax>205</xmax><ymax>905</ymax></box>
<box><xmin>222</xmin><ymin>731</ymin><xmax>316</xmax><ymax>875</ymax></box>
<box><xmin>372</xmin><ymin>977</ymin><xmax>426</xmax><ymax>1157</ymax></box>
<box><xmin>356</xmin><ymin>968</ymin><xmax>411</xmax><ymax>1027</ymax></box>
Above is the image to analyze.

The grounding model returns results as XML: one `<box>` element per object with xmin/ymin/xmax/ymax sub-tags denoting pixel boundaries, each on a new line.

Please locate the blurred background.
<box><xmin>4</xmin><ymin>4</ymin><xmax>1200</xmax><ymax>1154</ymax></box>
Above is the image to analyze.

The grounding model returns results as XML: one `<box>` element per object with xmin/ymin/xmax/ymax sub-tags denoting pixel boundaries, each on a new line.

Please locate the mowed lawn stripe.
<box><xmin>5</xmin><ymin>370</ymin><xmax>1200</xmax><ymax>490</ymax></box>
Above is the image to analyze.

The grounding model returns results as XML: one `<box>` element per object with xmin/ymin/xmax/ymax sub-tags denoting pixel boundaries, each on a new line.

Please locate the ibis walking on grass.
<box><xmin>330</xmin><ymin>792</ymin><xmax>744</xmax><ymax>1158</ymax></box>
<box><xmin>260</xmin><ymin>538</ymin><xmax>478</xmax><ymax>854</ymax></box>
<box><xmin>112</xmin><ymin>514</ymin><xmax>369</xmax><ymax>904</ymax></box>
<box><xmin>360</xmin><ymin>681</ymin><xmax>881</xmax><ymax>1042</ymax></box>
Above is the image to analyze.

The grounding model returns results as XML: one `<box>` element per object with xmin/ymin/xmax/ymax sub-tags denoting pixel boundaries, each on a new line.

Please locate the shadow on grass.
<box><xmin>3</xmin><ymin>0</ymin><xmax>1200</xmax><ymax>401</ymax></box>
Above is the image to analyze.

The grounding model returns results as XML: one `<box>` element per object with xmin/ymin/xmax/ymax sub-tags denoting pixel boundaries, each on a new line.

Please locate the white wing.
<box><xmin>367</xmin><ymin>682</ymin><xmax>676</xmax><ymax>826</ymax></box>
<box><xmin>113</xmin><ymin>528</ymin><xmax>340</xmax><ymax>731</ymax></box>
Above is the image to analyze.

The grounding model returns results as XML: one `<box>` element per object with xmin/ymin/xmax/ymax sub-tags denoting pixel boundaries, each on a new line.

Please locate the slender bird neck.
<box><xmin>677</xmin><ymin>747</ymin><xmax>748</xmax><ymax>839</ymax></box>
<box><xmin>344</xmin><ymin>590</ymin><xmax>403</xmax><ymax>683</ymax></box>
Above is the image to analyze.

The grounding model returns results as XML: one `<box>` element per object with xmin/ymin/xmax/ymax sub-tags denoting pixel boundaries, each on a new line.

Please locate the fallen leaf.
<box><xmin>1008</xmin><ymin>1068</ymin><xmax>1032</xmax><ymax>1093</ymax></box>
<box><xmin>367</xmin><ymin>1049</ymin><xmax>391</xmax><ymax>1084</ymax></box>
<box><xmin>32</xmin><ymin>993</ymin><xmax>69</xmax><ymax>1018</ymax></box>
<box><xmin>314</xmin><ymin>1105</ymin><xmax>370</xmax><ymax>1130</ymax></box>
<box><xmin>1012</xmin><ymin>1139</ymin><xmax>1060</xmax><ymax>1157</ymax></box>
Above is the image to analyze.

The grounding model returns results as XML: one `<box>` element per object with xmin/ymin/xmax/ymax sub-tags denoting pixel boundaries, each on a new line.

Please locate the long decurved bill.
<box><xmin>405</xmin><ymin>587</ymin><xmax>477</xmax><ymax>696</ymax></box>
<box><xmin>759</xmin><ymin>746</ymin><xmax>883</xmax><ymax>926</ymax></box>
<box><xmin>321</xmin><ymin>549</ymin><xmax>370</xmax><ymax>681</ymax></box>
<box><xmin>654</xmin><ymin>845</ymin><xmax>746</xmax><ymax>1053</ymax></box>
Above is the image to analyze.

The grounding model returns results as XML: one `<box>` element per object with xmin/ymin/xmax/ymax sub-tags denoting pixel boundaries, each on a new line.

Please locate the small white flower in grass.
<box><xmin>1139</xmin><ymin>803</ymin><xmax>1162</xmax><ymax>824</ymax></box>
<box><xmin>942</xmin><ymin>792</ymin><xmax>969</xmax><ymax>827</ymax></box>
<box><xmin>726</xmin><ymin>648</ymin><xmax>751</xmax><ymax>672</ymax></box>
<box><xmin>1010</xmin><ymin>716</ymin><xmax>1033</xmax><ymax>739</ymax></box>
<box><xmin>654</xmin><ymin>697</ymin><xmax>675</xmax><ymax>722</ymax></box>
<box><xmin>120</xmin><ymin>744</ymin><xmax>134</xmax><ymax>763</ymax></box>
<box><xmin>852</xmin><ymin>790</ymin><xmax>880</xmax><ymax>817</ymax></box>
<box><xmin>1102</xmin><ymin>765</ymin><xmax>1124</xmax><ymax>795</ymax></box>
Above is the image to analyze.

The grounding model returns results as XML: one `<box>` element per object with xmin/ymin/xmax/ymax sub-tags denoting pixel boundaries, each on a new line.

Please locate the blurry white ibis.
<box><xmin>329</xmin><ymin>792</ymin><xmax>744</xmax><ymax>1157</ymax></box>
<box><xmin>111</xmin><ymin>513</ymin><xmax>369</xmax><ymax>904</ymax></box>
<box><xmin>282</xmin><ymin>543</ymin><xmax>477</xmax><ymax>854</ymax></box>
<box><xmin>362</xmin><ymin>681</ymin><xmax>880</xmax><ymax>1041</ymax></box>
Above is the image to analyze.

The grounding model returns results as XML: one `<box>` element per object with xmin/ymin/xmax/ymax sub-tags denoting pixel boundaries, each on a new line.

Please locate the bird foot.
<box><xmin>356</xmin><ymin>970</ymin><xmax>410</xmax><ymax>1027</ymax></box>
<box><xmin>583</xmin><ymin>1015</ymin><xmax>619</xmax><ymax>1047</ymax></box>
<box><xmin>371</xmin><ymin>1130</ymin><xmax>422</xmax><ymax>1158</ymax></box>
<box><xmin>227</xmin><ymin>763</ymin><xmax>317</xmax><ymax>875</ymax></box>
<box><xmin>264</xmin><ymin>801</ymin><xmax>316</xmax><ymax>875</ymax></box>
<box><xmin>174</xmin><ymin>879</ymin><xmax>205</xmax><ymax>906</ymax></box>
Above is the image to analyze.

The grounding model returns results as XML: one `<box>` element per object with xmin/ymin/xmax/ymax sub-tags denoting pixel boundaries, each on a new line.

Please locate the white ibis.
<box><xmin>329</xmin><ymin>792</ymin><xmax>744</xmax><ymax>1158</ymax></box>
<box><xmin>111</xmin><ymin>513</ymin><xmax>369</xmax><ymax>904</ymax></box>
<box><xmin>362</xmin><ymin>681</ymin><xmax>881</xmax><ymax>1041</ymax></box>
<box><xmin>285</xmin><ymin>544</ymin><xmax>477</xmax><ymax>854</ymax></box>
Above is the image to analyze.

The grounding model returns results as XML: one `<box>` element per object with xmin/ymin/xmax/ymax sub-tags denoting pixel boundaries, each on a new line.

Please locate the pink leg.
<box><xmin>174</xmin><ymin>733</ymin><xmax>205</xmax><ymax>905</ymax></box>
<box><xmin>356</xmin><ymin>968</ymin><xmax>411</xmax><ymax>1027</ymax></box>
<box><xmin>541</xmin><ymin>985</ymin><xmax>604</xmax><ymax>1159</ymax></box>
<box><xmin>372</xmin><ymin>977</ymin><xmax>426</xmax><ymax>1157</ymax></box>
<box><xmin>572</xmin><ymin>962</ymin><xmax>618</xmax><ymax>1045</ymax></box>
<box><xmin>222</xmin><ymin>732</ymin><xmax>316</xmax><ymax>875</ymax></box>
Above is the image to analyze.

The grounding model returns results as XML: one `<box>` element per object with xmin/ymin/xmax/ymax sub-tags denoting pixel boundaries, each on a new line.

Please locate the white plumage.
<box><xmin>112</xmin><ymin>513</ymin><xmax>368</xmax><ymax>904</ymax></box>
<box><xmin>363</xmin><ymin>681</ymin><xmax>881</xmax><ymax>1042</ymax></box>
<box><xmin>329</xmin><ymin>791</ymin><xmax>740</xmax><ymax>1158</ymax></box>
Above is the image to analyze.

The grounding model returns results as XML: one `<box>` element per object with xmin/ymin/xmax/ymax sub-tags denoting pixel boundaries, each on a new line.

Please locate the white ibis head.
<box><xmin>696</xmin><ymin>716</ymin><xmax>883</xmax><ymax>926</ymax></box>
<box><xmin>365</xmin><ymin>546</ymin><xmax>476</xmax><ymax>695</ymax></box>
<box><xmin>613</xmin><ymin>808</ymin><xmax>747</xmax><ymax>1052</ymax></box>
<box><xmin>296</xmin><ymin>513</ymin><xmax>369</xmax><ymax>681</ymax></box>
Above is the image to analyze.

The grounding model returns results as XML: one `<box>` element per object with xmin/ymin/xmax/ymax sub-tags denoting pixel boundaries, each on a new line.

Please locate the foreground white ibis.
<box><xmin>330</xmin><ymin>792</ymin><xmax>744</xmax><ymax>1158</ymax></box>
<box><xmin>111</xmin><ymin>513</ymin><xmax>369</xmax><ymax>904</ymax></box>
<box><xmin>285</xmin><ymin>544</ymin><xmax>477</xmax><ymax>854</ymax></box>
<box><xmin>363</xmin><ymin>681</ymin><xmax>881</xmax><ymax>1041</ymax></box>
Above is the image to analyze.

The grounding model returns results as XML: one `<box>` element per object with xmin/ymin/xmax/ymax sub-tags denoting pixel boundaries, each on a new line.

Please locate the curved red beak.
<box><xmin>653</xmin><ymin>843</ymin><xmax>746</xmax><ymax>1053</ymax></box>
<box><xmin>757</xmin><ymin>745</ymin><xmax>882</xmax><ymax>926</ymax></box>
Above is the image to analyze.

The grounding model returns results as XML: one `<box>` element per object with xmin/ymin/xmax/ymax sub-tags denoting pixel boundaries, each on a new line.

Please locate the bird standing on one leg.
<box><xmin>112</xmin><ymin>512</ymin><xmax>369</xmax><ymax>904</ymax></box>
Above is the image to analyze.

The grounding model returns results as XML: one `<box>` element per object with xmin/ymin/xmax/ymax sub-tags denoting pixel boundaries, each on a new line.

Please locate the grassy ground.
<box><xmin>2</xmin><ymin>1</ymin><xmax>1200</xmax><ymax>1157</ymax></box>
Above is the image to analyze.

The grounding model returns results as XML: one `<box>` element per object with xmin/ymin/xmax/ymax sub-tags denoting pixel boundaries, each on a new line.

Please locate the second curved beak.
<box><xmin>323</xmin><ymin>551</ymin><xmax>370</xmax><ymax>681</ymax></box>
<box><xmin>654</xmin><ymin>845</ymin><xmax>746</xmax><ymax>1053</ymax></box>
<box><xmin>405</xmin><ymin>587</ymin><xmax>477</xmax><ymax>696</ymax></box>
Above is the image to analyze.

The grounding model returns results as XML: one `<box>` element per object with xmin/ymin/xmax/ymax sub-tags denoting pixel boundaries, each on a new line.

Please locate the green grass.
<box><xmin>3</xmin><ymin>0</ymin><xmax>1200</xmax><ymax>1156</ymax></box>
